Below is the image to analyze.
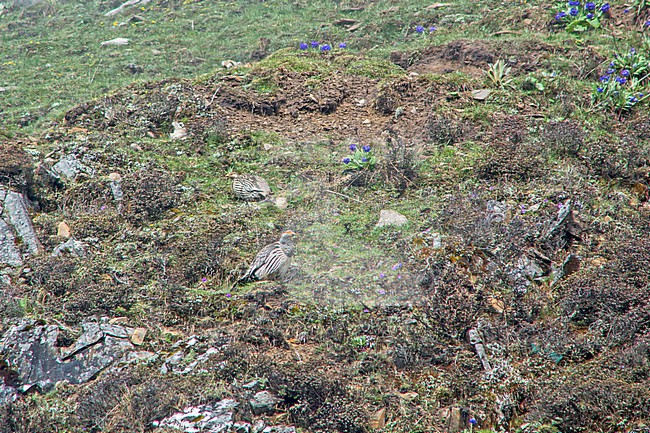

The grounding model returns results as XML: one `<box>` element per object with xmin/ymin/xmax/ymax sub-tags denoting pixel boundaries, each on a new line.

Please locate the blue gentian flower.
<box><xmin>310</xmin><ymin>41</ymin><xmax>319</xmax><ymax>48</ymax></box>
<box><xmin>339</xmin><ymin>42</ymin><xmax>347</xmax><ymax>48</ymax></box>
<box><xmin>606</xmin><ymin>68</ymin><xmax>614</xmax><ymax>74</ymax></box>
<box><xmin>599</xmin><ymin>75</ymin><xmax>610</xmax><ymax>82</ymax></box>
<box><xmin>299</xmin><ymin>42</ymin><xmax>308</xmax><ymax>50</ymax></box>
<box><xmin>569</xmin><ymin>7</ymin><xmax>579</xmax><ymax>16</ymax></box>
<box><xmin>640</xmin><ymin>93</ymin><xmax>644</xmax><ymax>97</ymax></box>
<box><xmin>469</xmin><ymin>418</ymin><xmax>478</xmax><ymax>425</ymax></box>
<box><xmin>568</xmin><ymin>0</ymin><xmax>580</xmax><ymax>5</ymax></box>
<box><xmin>645</xmin><ymin>20</ymin><xmax>650</xmax><ymax>27</ymax></box>
<box><xmin>555</xmin><ymin>11</ymin><xmax>567</xmax><ymax>20</ymax></box>
<box><xmin>429</xmin><ymin>26</ymin><xmax>436</xmax><ymax>32</ymax></box>
<box><xmin>600</xmin><ymin>3</ymin><xmax>610</xmax><ymax>12</ymax></box>
<box><xmin>624</xmin><ymin>8</ymin><xmax>630</xmax><ymax>13</ymax></box>
<box><xmin>320</xmin><ymin>44</ymin><xmax>331</xmax><ymax>51</ymax></box>
<box><xmin>610</xmin><ymin>61</ymin><xmax>615</xmax><ymax>66</ymax></box>
<box><xmin>415</xmin><ymin>25</ymin><xmax>424</xmax><ymax>33</ymax></box>
<box><xmin>586</xmin><ymin>12</ymin><xmax>594</xmax><ymax>19</ymax></box>
<box><xmin>629</xmin><ymin>96</ymin><xmax>638</xmax><ymax>102</ymax></box>
<box><xmin>597</xmin><ymin>87</ymin><xmax>603</xmax><ymax>93</ymax></box>
<box><xmin>361</xmin><ymin>157</ymin><xmax>368</xmax><ymax>163</ymax></box>
<box><xmin>343</xmin><ymin>157</ymin><xmax>351</xmax><ymax>164</ymax></box>
<box><xmin>621</xmin><ymin>69</ymin><xmax>630</xmax><ymax>77</ymax></box>
<box><xmin>616</xmin><ymin>76</ymin><xmax>627</xmax><ymax>84</ymax></box>
<box><xmin>630</xmin><ymin>48</ymin><xmax>636</xmax><ymax>54</ymax></box>
<box><xmin>349</xmin><ymin>144</ymin><xmax>357</xmax><ymax>151</ymax></box>
<box><xmin>585</xmin><ymin>2</ymin><xmax>595</xmax><ymax>10</ymax></box>
<box><xmin>362</xmin><ymin>145</ymin><xmax>371</xmax><ymax>152</ymax></box>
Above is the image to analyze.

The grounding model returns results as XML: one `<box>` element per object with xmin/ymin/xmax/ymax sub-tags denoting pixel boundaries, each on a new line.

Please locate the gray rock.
<box><xmin>0</xmin><ymin>218</ymin><xmax>22</xmax><ymax>267</ymax></box>
<box><xmin>375</xmin><ymin>209</ymin><xmax>408</xmax><ymax>228</ymax></box>
<box><xmin>485</xmin><ymin>200</ymin><xmax>507</xmax><ymax>224</ymax></box>
<box><xmin>52</xmin><ymin>238</ymin><xmax>88</xmax><ymax>258</ymax></box>
<box><xmin>0</xmin><ymin>382</ymin><xmax>18</xmax><ymax>406</ymax></box>
<box><xmin>252</xmin><ymin>420</ymin><xmax>267</xmax><ymax>433</ymax></box>
<box><xmin>233</xmin><ymin>421</ymin><xmax>252</xmax><ymax>433</ymax></box>
<box><xmin>0</xmin><ymin>319</ymin><xmax>136</xmax><ymax>393</ymax></box>
<box><xmin>153</xmin><ymin>399</ymin><xmax>238</xmax><ymax>433</ymax></box>
<box><xmin>242</xmin><ymin>380</ymin><xmax>260</xmax><ymax>390</ymax></box>
<box><xmin>262</xmin><ymin>427</ymin><xmax>296</xmax><ymax>433</ymax></box>
<box><xmin>100</xmin><ymin>37</ymin><xmax>130</xmax><ymax>45</ymax></box>
<box><xmin>104</xmin><ymin>0</ymin><xmax>150</xmax><ymax>17</ymax></box>
<box><xmin>51</xmin><ymin>154</ymin><xmax>93</xmax><ymax>181</ymax></box>
<box><xmin>250</xmin><ymin>390</ymin><xmax>279</xmax><ymax>416</ymax></box>
<box><xmin>1</xmin><ymin>189</ymin><xmax>41</xmax><ymax>255</ymax></box>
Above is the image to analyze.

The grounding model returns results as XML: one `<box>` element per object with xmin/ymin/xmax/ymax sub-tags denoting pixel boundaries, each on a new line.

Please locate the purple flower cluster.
<box><xmin>414</xmin><ymin>25</ymin><xmax>437</xmax><ymax>33</ymax></box>
<box><xmin>300</xmin><ymin>41</ymin><xmax>347</xmax><ymax>51</ymax></box>
<box><xmin>555</xmin><ymin>1</ymin><xmax>609</xmax><ymax>22</ymax></box>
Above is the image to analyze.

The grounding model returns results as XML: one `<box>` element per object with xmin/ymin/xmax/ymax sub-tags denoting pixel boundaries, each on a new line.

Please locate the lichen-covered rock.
<box><xmin>0</xmin><ymin>319</ymin><xmax>136</xmax><ymax>393</ymax></box>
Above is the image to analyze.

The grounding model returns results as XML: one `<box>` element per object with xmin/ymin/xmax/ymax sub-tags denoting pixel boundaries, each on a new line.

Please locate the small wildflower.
<box><xmin>361</xmin><ymin>157</ymin><xmax>368</xmax><ymax>163</ymax></box>
<box><xmin>320</xmin><ymin>44</ymin><xmax>331</xmax><ymax>51</ymax></box>
<box><xmin>299</xmin><ymin>42</ymin><xmax>308</xmax><ymax>50</ymax></box>
<box><xmin>585</xmin><ymin>1</ymin><xmax>595</xmax><ymax>10</ymax></box>
<box><xmin>310</xmin><ymin>41</ymin><xmax>319</xmax><ymax>48</ymax></box>
<box><xmin>624</xmin><ymin>8</ymin><xmax>630</xmax><ymax>13</ymax></box>
<box><xmin>397</xmin><ymin>275</ymin><xmax>402</xmax><ymax>279</ymax></box>
<box><xmin>339</xmin><ymin>42</ymin><xmax>347</xmax><ymax>48</ymax></box>
<box><xmin>100</xmin><ymin>205</ymin><xmax>106</xmax><ymax>210</ymax></box>
<box><xmin>629</xmin><ymin>96</ymin><xmax>638</xmax><ymax>103</ymax></box>
<box><xmin>569</xmin><ymin>7</ymin><xmax>579</xmax><ymax>16</ymax></box>
<box><xmin>469</xmin><ymin>418</ymin><xmax>478</xmax><ymax>425</ymax></box>
<box><xmin>616</xmin><ymin>76</ymin><xmax>627</xmax><ymax>84</ymax></box>
<box><xmin>600</xmin><ymin>3</ymin><xmax>610</xmax><ymax>12</ymax></box>
<box><xmin>555</xmin><ymin>11</ymin><xmax>567</xmax><ymax>20</ymax></box>
<box><xmin>362</xmin><ymin>145</ymin><xmax>371</xmax><ymax>152</ymax></box>
<box><xmin>415</xmin><ymin>25</ymin><xmax>425</xmax><ymax>33</ymax></box>
<box><xmin>343</xmin><ymin>157</ymin><xmax>351</xmax><ymax>164</ymax></box>
<box><xmin>349</xmin><ymin>143</ymin><xmax>357</xmax><ymax>151</ymax></box>
<box><xmin>621</xmin><ymin>69</ymin><xmax>630</xmax><ymax>77</ymax></box>
<box><xmin>363</xmin><ymin>308</ymin><xmax>370</xmax><ymax>313</ymax></box>
<box><xmin>597</xmin><ymin>87</ymin><xmax>603</xmax><ymax>93</ymax></box>
<box><xmin>586</xmin><ymin>12</ymin><xmax>594</xmax><ymax>19</ymax></box>
<box><xmin>379</xmin><ymin>272</ymin><xmax>386</xmax><ymax>278</ymax></box>
<box><xmin>645</xmin><ymin>20</ymin><xmax>650</xmax><ymax>27</ymax></box>
<box><xmin>568</xmin><ymin>0</ymin><xmax>580</xmax><ymax>5</ymax></box>
<box><xmin>599</xmin><ymin>75</ymin><xmax>610</xmax><ymax>82</ymax></box>
<box><xmin>379</xmin><ymin>289</ymin><xmax>386</xmax><ymax>295</ymax></box>
<box><xmin>429</xmin><ymin>26</ymin><xmax>436</xmax><ymax>32</ymax></box>
<box><xmin>201</xmin><ymin>277</ymin><xmax>207</xmax><ymax>282</ymax></box>
<box><xmin>640</xmin><ymin>93</ymin><xmax>644</xmax><ymax>97</ymax></box>
<box><xmin>610</xmin><ymin>61</ymin><xmax>615</xmax><ymax>66</ymax></box>
<box><xmin>225</xmin><ymin>293</ymin><xmax>232</xmax><ymax>298</ymax></box>
<box><xmin>630</xmin><ymin>48</ymin><xmax>636</xmax><ymax>54</ymax></box>
<box><xmin>392</xmin><ymin>263</ymin><xmax>402</xmax><ymax>271</ymax></box>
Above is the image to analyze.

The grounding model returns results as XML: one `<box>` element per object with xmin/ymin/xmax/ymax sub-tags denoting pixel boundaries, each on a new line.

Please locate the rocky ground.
<box><xmin>2</xmin><ymin>1</ymin><xmax>650</xmax><ymax>433</ymax></box>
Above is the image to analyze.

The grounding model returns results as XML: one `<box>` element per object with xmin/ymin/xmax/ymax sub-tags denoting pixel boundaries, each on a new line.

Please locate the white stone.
<box><xmin>376</xmin><ymin>210</ymin><xmax>408</xmax><ymax>228</ymax></box>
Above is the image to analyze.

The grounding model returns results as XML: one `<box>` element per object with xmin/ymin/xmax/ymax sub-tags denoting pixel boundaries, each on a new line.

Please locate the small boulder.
<box><xmin>250</xmin><ymin>391</ymin><xmax>279</xmax><ymax>415</ymax></box>
<box><xmin>375</xmin><ymin>209</ymin><xmax>408</xmax><ymax>228</ymax></box>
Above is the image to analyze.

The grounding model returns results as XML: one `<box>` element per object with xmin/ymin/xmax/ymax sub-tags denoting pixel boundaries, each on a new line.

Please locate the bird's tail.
<box><xmin>232</xmin><ymin>274</ymin><xmax>253</xmax><ymax>289</ymax></box>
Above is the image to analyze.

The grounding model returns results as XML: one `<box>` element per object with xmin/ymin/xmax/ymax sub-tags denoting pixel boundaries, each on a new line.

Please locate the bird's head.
<box><xmin>280</xmin><ymin>230</ymin><xmax>296</xmax><ymax>241</ymax></box>
<box><xmin>225</xmin><ymin>172</ymin><xmax>239</xmax><ymax>179</ymax></box>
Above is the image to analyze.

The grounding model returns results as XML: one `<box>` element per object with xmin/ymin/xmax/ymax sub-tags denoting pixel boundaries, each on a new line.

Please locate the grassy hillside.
<box><xmin>2</xmin><ymin>1</ymin><xmax>650</xmax><ymax>432</ymax></box>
